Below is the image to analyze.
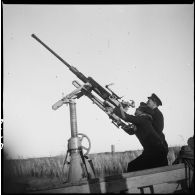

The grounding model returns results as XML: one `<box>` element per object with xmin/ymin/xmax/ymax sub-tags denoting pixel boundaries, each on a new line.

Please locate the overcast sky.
<box><xmin>2</xmin><ymin>4</ymin><xmax>194</xmax><ymax>159</ymax></box>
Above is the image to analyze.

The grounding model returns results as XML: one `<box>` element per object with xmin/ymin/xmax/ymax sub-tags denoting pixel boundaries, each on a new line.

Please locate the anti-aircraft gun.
<box><xmin>31</xmin><ymin>34</ymin><xmax>135</xmax><ymax>130</ymax></box>
<box><xmin>31</xmin><ymin>34</ymin><xmax>136</xmax><ymax>183</ymax></box>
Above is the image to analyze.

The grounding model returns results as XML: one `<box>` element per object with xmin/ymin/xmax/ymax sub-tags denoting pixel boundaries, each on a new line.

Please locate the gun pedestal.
<box><xmin>53</xmin><ymin>95</ymin><xmax>95</xmax><ymax>183</ymax></box>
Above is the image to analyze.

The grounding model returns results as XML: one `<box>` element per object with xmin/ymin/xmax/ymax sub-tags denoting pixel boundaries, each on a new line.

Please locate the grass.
<box><xmin>88</xmin><ymin>150</ymin><xmax>143</xmax><ymax>177</ymax></box>
<box><xmin>3</xmin><ymin>146</ymin><xmax>181</xmax><ymax>181</ymax></box>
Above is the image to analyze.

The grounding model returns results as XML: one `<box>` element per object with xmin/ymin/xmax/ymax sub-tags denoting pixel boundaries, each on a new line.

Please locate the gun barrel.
<box><xmin>31</xmin><ymin>34</ymin><xmax>71</xmax><ymax>69</ymax></box>
<box><xmin>31</xmin><ymin>34</ymin><xmax>88</xmax><ymax>83</ymax></box>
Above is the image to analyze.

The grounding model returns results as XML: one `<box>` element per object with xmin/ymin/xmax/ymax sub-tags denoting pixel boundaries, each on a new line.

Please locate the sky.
<box><xmin>2</xmin><ymin>4</ymin><xmax>194</xmax><ymax>159</ymax></box>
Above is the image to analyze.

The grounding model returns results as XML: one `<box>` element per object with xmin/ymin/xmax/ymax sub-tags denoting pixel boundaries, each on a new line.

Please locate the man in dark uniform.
<box><xmin>146</xmin><ymin>93</ymin><xmax>168</xmax><ymax>154</ymax></box>
<box><xmin>114</xmin><ymin>102</ymin><xmax>168</xmax><ymax>172</ymax></box>
<box><xmin>146</xmin><ymin>93</ymin><xmax>163</xmax><ymax>134</ymax></box>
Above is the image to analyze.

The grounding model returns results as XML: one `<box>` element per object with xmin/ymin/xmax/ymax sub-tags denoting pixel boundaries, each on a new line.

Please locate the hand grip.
<box><xmin>52</xmin><ymin>99</ymin><xmax>64</xmax><ymax>110</ymax></box>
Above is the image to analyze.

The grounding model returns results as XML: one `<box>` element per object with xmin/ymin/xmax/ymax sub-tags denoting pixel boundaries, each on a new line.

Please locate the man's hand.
<box><xmin>122</xmin><ymin>124</ymin><xmax>137</xmax><ymax>135</ymax></box>
<box><xmin>121</xmin><ymin>100</ymin><xmax>135</xmax><ymax>110</ymax></box>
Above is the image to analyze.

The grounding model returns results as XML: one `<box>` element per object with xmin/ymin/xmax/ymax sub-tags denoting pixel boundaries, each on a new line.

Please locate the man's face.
<box><xmin>147</xmin><ymin>98</ymin><xmax>156</xmax><ymax>109</ymax></box>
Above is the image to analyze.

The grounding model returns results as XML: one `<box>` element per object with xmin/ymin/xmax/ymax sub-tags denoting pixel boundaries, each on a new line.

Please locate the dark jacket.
<box><xmin>115</xmin><ymin>108</ymin><xmax>168</xmax><ymax>172</ymax></box>
<box><xmin>152</xmin><ymin>107</ymin><xmax>164</xmax><ymax>134</ymax></box>
<box><xmin>152</xmin><ymin>108</ymin><xmax>168</xmax><ymax>151</ymax></box>
<box><xmin>124</xmin><ymin>114</ymin><xmax>167</xmax><ymax>153</ymax></box>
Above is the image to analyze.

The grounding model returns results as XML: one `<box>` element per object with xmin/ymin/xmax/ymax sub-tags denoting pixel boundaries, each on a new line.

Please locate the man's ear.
<box><xmin>153</xmin><ymin>101</ymin><xmax>158</xmax><ymax>107</ymax></box>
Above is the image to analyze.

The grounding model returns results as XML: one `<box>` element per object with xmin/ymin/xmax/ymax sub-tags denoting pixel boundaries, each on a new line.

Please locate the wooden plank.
<box><xmin>28</xmin><ymin>164</ymin><xmax>187</xmax><ymax>193</ymax></box>
<box><xmin>121</xmin><ymin>163</ymin><xmax>185</xmax><ymax>179</ymax></box>
<box><xmin>125</xmin><ymin>166</ymin><xmax>185</xmax><ymax>188</ymax></box>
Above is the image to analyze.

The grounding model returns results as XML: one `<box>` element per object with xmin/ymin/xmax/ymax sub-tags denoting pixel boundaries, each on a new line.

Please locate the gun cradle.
<box><xmin>70</xmin><ymin>80</ymin><xmax>132</xmax><ymax>129</ymax></box>
<box><xmin>52</xmin><ymin>79</ymin><xmax>133</xmax><ymax>130</ymax></box>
